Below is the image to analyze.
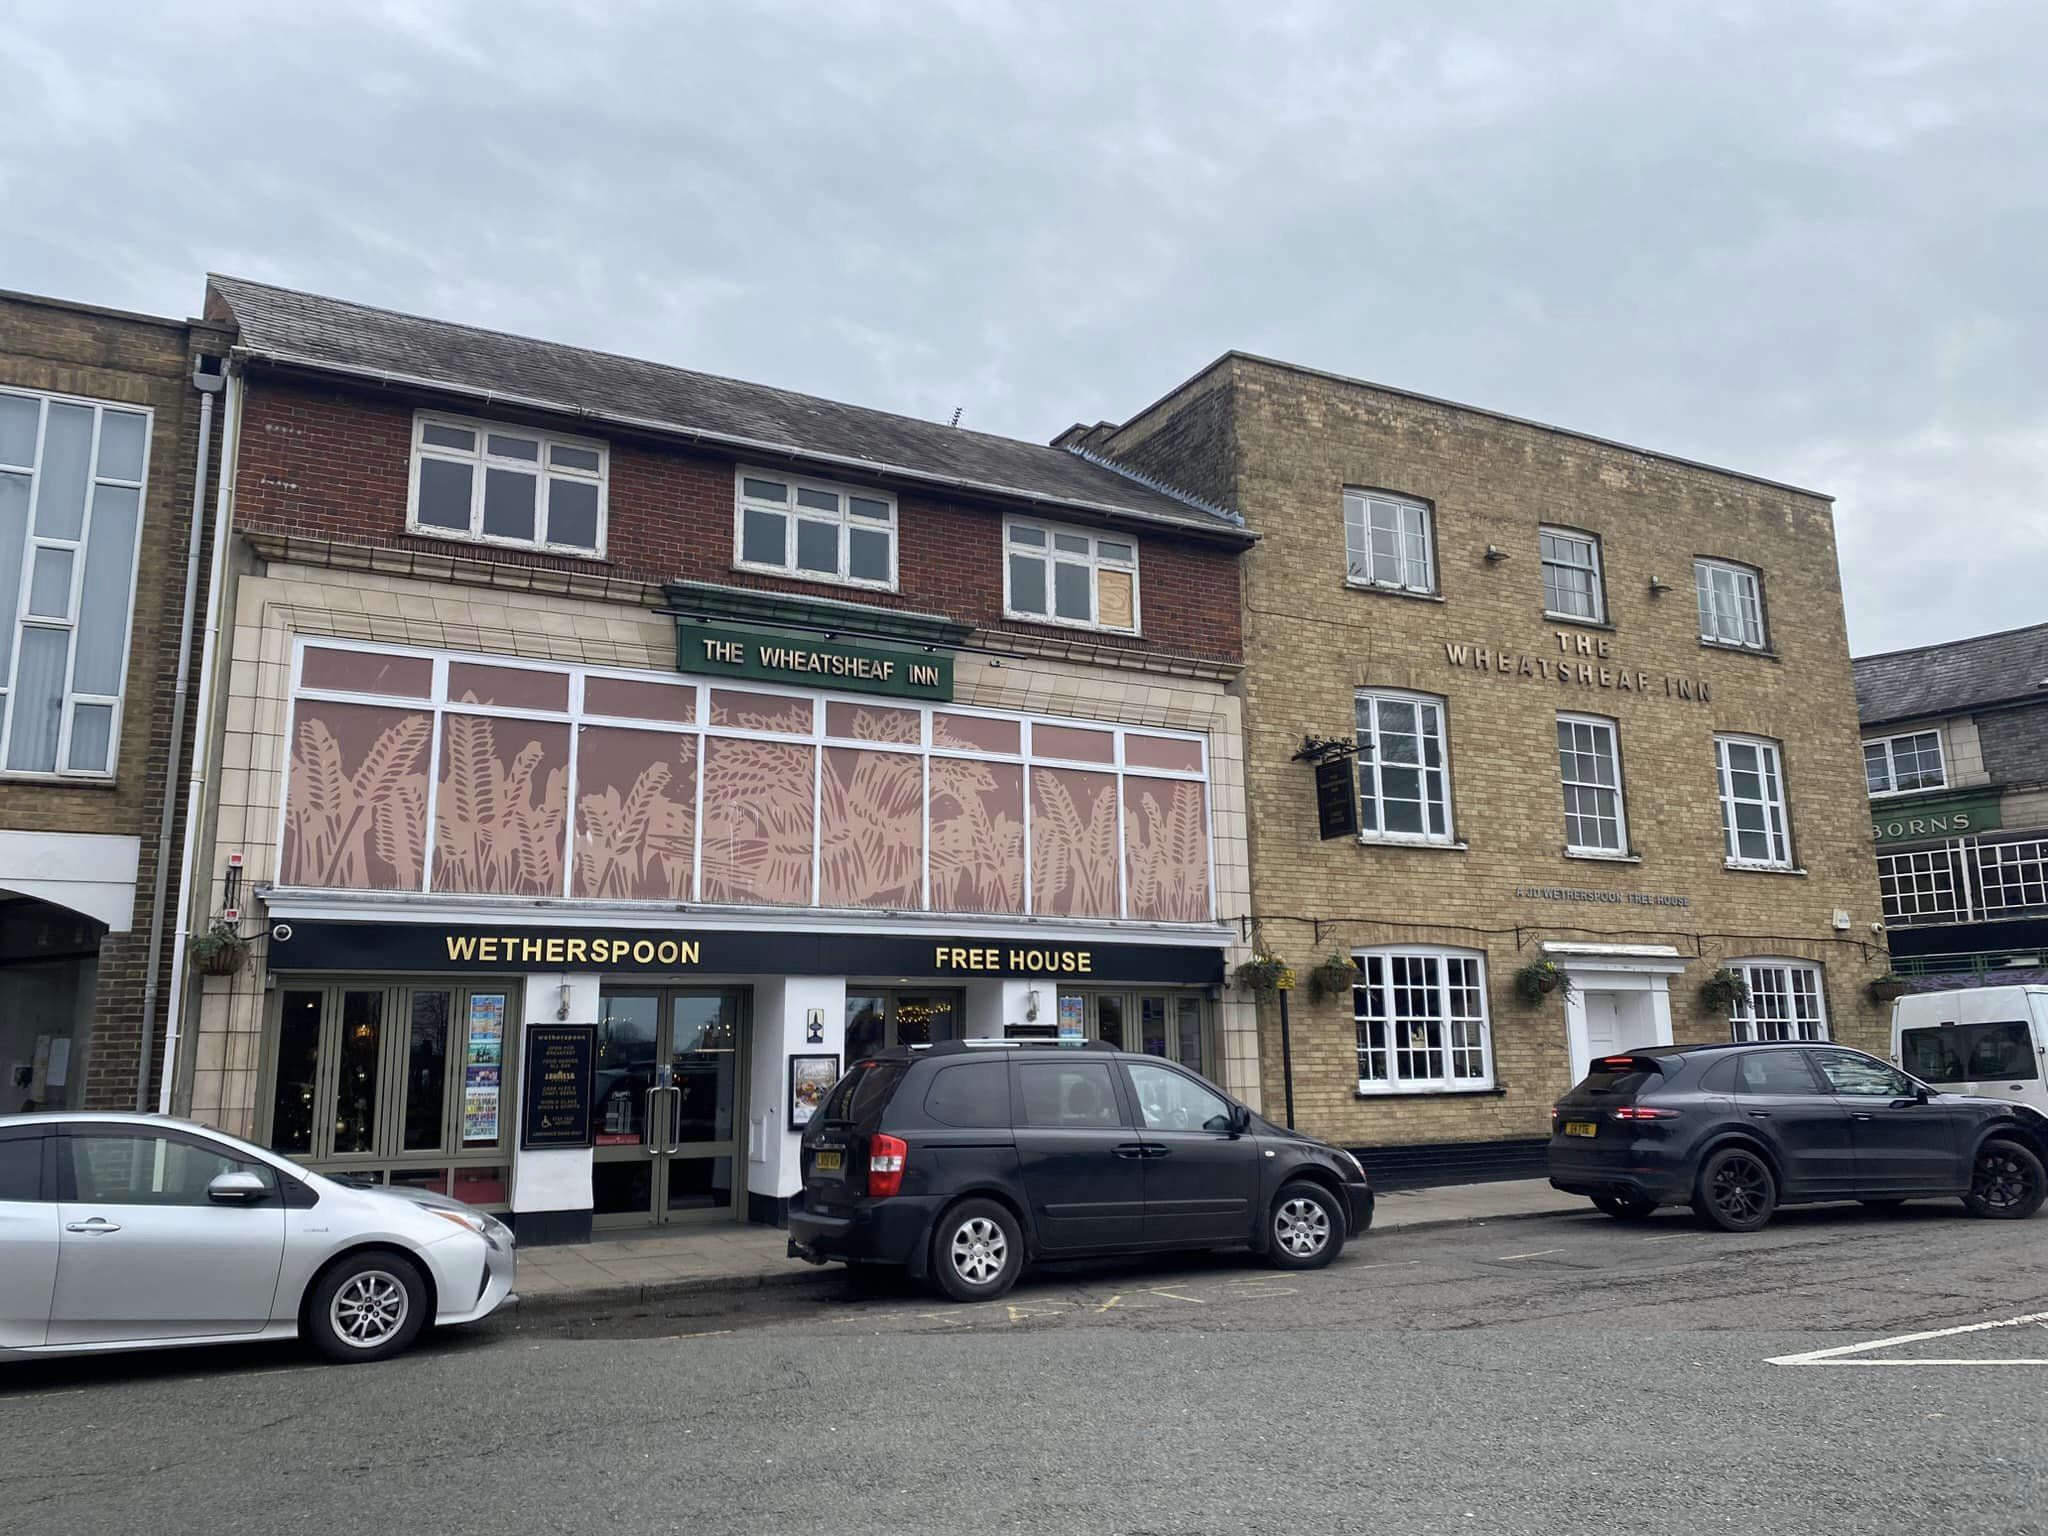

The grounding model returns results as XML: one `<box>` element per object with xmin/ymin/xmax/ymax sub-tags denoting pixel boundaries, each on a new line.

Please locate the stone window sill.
<box><xmin>1698</xmin><ymin>638</ymin><xmax>1781</xmax><ymax>662</ymax></box>
<box><xmin>1725</xmin><ymin>861</ymin><xmax>1807</xmax><ymax>877</ymax></box>
<box><xmin>1360</xmin><ymin>837</ymin><xmax>1469</xmax><ymax>853</ymax></box>
<box><xmin>1565</xmin><ymin>849</ymin><xmax>1641</xmax><ymax>864</ymax></box>
<box><xmin>1354</xmin><ymin>1086</ymin><xmax>1507</xmax><ymax>1101</ymax></box>
<box><xmin>1344</xmin><ymin>580</ymin><xmax>1446</xmax><ymax>605</ymax></box>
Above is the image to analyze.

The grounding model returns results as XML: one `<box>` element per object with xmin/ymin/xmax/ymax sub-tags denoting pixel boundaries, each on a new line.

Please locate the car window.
<box><xmin>922</xmin><ymin>1061</ymin><xmax>1010</xmax><ymax>1129</ymax></box>
<box><xmin>1018</xmin><ymin>1062</ymin><xmax>1122</xmax><ymax>1129</ymax></box>
<box><xmin>1902</xmin><ymin>1022</ymin><xmax>2037</xmax><ymax>1083</ymax></box>
<box><xmin>1125</xmin><ymin>1061</ymin><xmax>1234</xmax><ymax>1133</ymax></box>
<box><xmin>1700</xmin><ymin>1058</ymin><xmax>1740</xmax><ymax>1094</ymax></box>
<box><xmin>821</xmin><ymin>1060</ymin><xmax>906</xmax><ymax>1126</ymax></box>
<box><xmin>65</xmin><ymin>1133</ymin><xmax>275</xmax><ymax>1206</ymax></box>
<box><xmin>1808</xmin><ymin>1051</ymin><xmax>1917</xmax><ymax>1099</ymax></box>
<box><xmin>0</xmin><ymin>1132</ymin><xmax>43</xmax><ymax>1201</ymax></box>
<box><xmin>1736</xmin><ymin>1051</ymin><xmax>1822</xmax><ymax>1095</ymax></box>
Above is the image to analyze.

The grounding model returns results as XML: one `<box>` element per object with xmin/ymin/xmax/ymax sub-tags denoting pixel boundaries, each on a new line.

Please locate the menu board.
<box><xmin>521</xmin><ymin>1025</ymin><xmax>596</xmax><ymax>1150</ymax></box>
<box><xmin>462</xmin><ymin>993</ymin><xmax>506</xmax><ymax>1146</ymax></box>
<box><xmin>1057</xmin><ymin>994</ymin><xmax>1086</xmax><ymax>1045</ymax></box>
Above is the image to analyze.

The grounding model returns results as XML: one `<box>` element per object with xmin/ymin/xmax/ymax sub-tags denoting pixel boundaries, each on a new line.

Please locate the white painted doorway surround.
<box><xmin>1542</xmin><ymin>943</ymin><xmax>1693</xmax><ymax>1087</ymax></box>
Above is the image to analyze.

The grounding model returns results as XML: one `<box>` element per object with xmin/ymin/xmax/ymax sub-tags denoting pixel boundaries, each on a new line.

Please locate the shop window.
<box><xmin>409</xmin><ymin>412</ymin><xmax>606</xmax><ymax>555</ymax></box>
<box><xmin>280</xmin><ymin>700</ymin><xmax>434</xmax><ymax>891</ymax></box>
<box><xmin>1725</xmin><ymin>960</ymin><xmax>1828</xmax><ymax>1042</ymax></box>
<box><xmin>0</xmin><ymin>386</ymin><xmax>149</xmax><ymax>777</ymax></box>
<box><xmin>1353</xmin><ymin>947</ymin><xmax>1493</xmax><ymax>1093</ymax></box>
<box><xmin>930</xmin><ymin>756</ymin><xmax>1025</xmax><ymax>914</ymax></box>
<box><xmin>735</xmin><ymin>469</ymin><xmax>896</xmax><ymax>590</ymax></box>
<box><xmin>700</xmin><ymin>736</ymin><xmax>815</xmax><ymax>905</ymax></box>
<box><xmin>260</xmin><ymin>984</ymin><xmax>515</xmax><ymax>1206</ymax></box>
<box><xmin>845</xmin><ymin>991</ymin><xmax>961</xmax><ymax>1060</ymax></box>
<box><xmin>1714</xmin><ymin>734</ymin><xmax>1793</xmax><ymax>869</ymax></box>
<box><xmin>1354</xmin><ymin>691</ymin><xmax>1454</xmax><ymax>844</ymax></box>
<box><xmin>1059</xmin><ymin>990</ymin><xmax>1212</xmax><ymax>1079</ymax></box>
<box><xmin>1863</xmin><ymin>731</ymin><xmax>1945</xmax><ymax>796</ymax></box>
<box><xmin>1005</xmin><ymin>518</ymin><xmax>1138</xmax><ymax>633</ymax></box>
<box><xmin>1694</xmin><ymin>558</ymin><xmax>1767</xmax><ymax>650</ymax></box>
<box><xmin>1344</xmin><ymin>489</ymin><xmax>1434</xmax><ymax>595</ymax></box>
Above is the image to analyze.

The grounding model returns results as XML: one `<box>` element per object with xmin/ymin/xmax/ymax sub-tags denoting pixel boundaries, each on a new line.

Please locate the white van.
<box><xmin>1891</xmin><ymin>985</ymin><xmax>2048</xmax><ymax>1114</ymax></box>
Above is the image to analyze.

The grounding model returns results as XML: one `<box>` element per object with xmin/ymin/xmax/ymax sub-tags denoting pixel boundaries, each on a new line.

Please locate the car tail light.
<box><xmin>868</xmin><ymin>1133</ymin><xmax>908</xmax><ymax>1198</ymax></box>
<box><xmin>1612</xmin><ymin>1106</ymin><xmax>1680</xmax><ymax>1121</ymax></box>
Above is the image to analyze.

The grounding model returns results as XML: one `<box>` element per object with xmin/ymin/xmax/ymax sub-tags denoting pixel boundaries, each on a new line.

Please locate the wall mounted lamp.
<box><xmin>1483</xmin><ymin>545</ymin><xmax>1510</xmax><ymax>563</ymax></box>
<box><xmin>1648</xmin><ymin>576</ymin><xmax>1674</xmax><ymax>595</ymax></box>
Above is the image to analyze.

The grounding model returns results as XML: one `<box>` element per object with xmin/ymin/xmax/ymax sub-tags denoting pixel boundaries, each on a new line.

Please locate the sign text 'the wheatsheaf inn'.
<box><xmin>1443</xmin><ymin>631</ymin><xmax>1713</xmax><ymax>703</ymax></box>
<box><xmin>678</xmin><ymin>622</ymin><xmax>953</xmax><ymax>701</ymax></box>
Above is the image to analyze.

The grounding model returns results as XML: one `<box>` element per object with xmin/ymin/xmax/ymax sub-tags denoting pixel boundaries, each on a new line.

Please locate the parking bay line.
<box><xmin>1769</xmin><ymin>1310</ymin><xmax>2048</xmax><ymax>1367</ymax></box>
<box><xmin>1493</xmin><ymin>1248</ymin><xmax>1564</xmax><ymax>1262</ymax></box>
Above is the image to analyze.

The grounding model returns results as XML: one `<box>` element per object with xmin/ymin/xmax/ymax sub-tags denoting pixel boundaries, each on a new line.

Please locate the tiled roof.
<box><xmin>206</xmin><ymin>275</ymin><xmax>1247</xmax><ymax>541</ymax></box>
<box><xmin>1854</xmin><ymin>620</ymin><xmax>2048</xmax><ymax>725</ymax></box>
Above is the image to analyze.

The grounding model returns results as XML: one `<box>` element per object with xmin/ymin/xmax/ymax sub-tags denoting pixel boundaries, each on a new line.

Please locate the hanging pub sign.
<box><xmin>677</xmin><ymin>622</ymin><xmax>952</xmax><ymax>701</ymax></box>
<box><xmin>521</xmin><ymin>1025</ymin><xmax>596</xmax><ymax>1150</ymax></box>
<box><xmin>1314</xmin><ymin>756</ymin><xmax>1359</xmax><ymax>841</ymax></box>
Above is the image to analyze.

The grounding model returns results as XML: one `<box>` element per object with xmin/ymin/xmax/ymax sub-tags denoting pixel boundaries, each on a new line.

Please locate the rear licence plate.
<box><xmin>813</xmin><ymin>1150</ymin><xmax>843</xmax><ymax>1173</ymax></box>
<box><xmin>1565</xmin><ymin>1121</ymin><xmax>1598</xmax><ymax>1138</ymax></box>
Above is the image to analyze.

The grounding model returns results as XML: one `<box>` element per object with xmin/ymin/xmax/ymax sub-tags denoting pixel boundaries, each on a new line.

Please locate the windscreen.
<box><xmin>1565</xmin><ymin>1057</ymin><xmax>1663</xmax><ymax>1100</ymax></box>
<box><xmin>1901</xmin><ymin>1021</ymin><xmax>2039</xmax><ymax>1083</ymax></box>
<box><xmin>820</xmin><ymin>1059</ymin><xmax>908</xmax><ymax>1126</ymax></box>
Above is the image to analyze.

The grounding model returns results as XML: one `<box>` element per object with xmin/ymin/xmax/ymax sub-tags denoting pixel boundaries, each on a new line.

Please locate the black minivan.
<box><xmin>788</xmin><ymin>1041</ymin><xmax>1374</xmax><ymax>1300</ymax></box>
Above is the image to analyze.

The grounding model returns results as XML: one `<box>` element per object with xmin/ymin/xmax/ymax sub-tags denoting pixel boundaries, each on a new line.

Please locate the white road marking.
<box><xmin>655</xmin><ymin>1328</ymin><xmax>732</xmax><ymax>1341</ymax></box>
<box><xmin>1769</xmin><ymin>1310</ymin><xmax>2048</xmax><ymax>1367</ymax></box>
<box><xmin>1640</xmin><ymin>1233</ymin><xmax>1700</xmax><ymax>1244</ymax></box>
<box><xmin>1493</xmin><ymin>1248</ymin><xmax>1564</xmax><ymax>1262</ymax></box>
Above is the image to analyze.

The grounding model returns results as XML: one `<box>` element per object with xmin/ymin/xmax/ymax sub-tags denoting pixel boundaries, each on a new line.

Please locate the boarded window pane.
<box><xmin>432</xmin><ymin>715</ymin><xmax>570</xmax><ymax>895</ymax></box>
<box><xmin>700</xmin><ymin>737</ymin><xmax>815</xmax><ymax>905</ymax></box>
<box><xmin>573</xmin><ymin>727</ymin><xmax>698</xmax><ymax>899</ymax></box>
<box><xmin>281</xmin><ymin>701</ymin><xmax>434</xmax><ymax>889</ymax></box>
<box><xmin>1096</xmin><ymin>569</ymin><xmax>1134</xmax><ymax>630</ymax></box>
<box><xmin>820</xmin><ymin>747</ymin><xmax>923</xmax><ymax>908</ymax></box>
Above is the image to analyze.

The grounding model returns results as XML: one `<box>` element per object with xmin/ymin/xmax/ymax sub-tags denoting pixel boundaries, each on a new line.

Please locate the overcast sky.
<box><xmin>4</xmin><ymin>1</ymin><xmax>2042</xmax><ymax>656</ymax></box>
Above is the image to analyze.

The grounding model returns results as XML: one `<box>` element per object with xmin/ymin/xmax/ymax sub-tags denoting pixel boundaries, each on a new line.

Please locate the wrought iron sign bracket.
<box><xmin>1291</xmin><ymin>735</ymin><xmax>1359</xmax><ymax>765</ymax></box>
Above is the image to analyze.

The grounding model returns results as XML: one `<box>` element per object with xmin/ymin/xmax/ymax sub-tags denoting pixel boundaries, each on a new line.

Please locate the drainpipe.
<box><xmin>1277</xmin><ymin>988</ymin><xmax>1296</xmax><ymax>1129</ymax></box>
<box><xmin>136</xmin><ymin>355</ymin><xmax>224</xmax><ymax>1110</ymax></box>
<box><xmin>158</xmin><ymin>367</ymin><xmax>239</xmax><ymax>1114</ymax></box>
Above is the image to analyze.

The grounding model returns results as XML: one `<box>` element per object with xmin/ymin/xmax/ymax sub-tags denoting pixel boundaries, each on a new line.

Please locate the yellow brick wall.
<box><xmin>1108</xmin><ymin>356</ymin><xmax>1889</xmax><ymax>1149</ymax></box>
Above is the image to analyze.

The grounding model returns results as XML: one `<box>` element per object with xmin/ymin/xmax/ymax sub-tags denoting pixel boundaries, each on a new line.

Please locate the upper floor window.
<box><xmin>1864</xmin><ymin>731</ymin><xmax>1944</xmax><ymax>796</ymax></box>
<box><xmin>1355</xmin><ymin>690</ymin><xmax>1453</xmax><ymax>844</ymax></box>
<box><xmin>1715</xmin><ymin>734</ymin><xmax>1792</xmax><ymax>869</ymax></box>
<box><xmin>1694</xmin><ymin>558</ymin><xmax>1766</xmax><ymax>650</ymax></box>
<box><xmin>1004</xmin><ymin>518</ymin><xmax>1137</xmax><ymax>633</ymax></box>
<box><xmin>0</xmin><ymin>387</ymin><xmax>149</xmax><ymax>778</ymax></box>
<box><xmin>1557</xmin><ymin>714</ymin><xmax>1627</xmax><ymax>855</ymax></box>
<box><xmin>409</xmin><ymin>413</ymin><xmax>606</xmax><ymax>555</ymax></box>
<box><xmin>1353</xmin><ymin>946</ymin><xmax>1492</xmax><ymax>1093</ymax></box>
<box><xmin>1540</xmin><ymin>527</ymin><xmax>1604</xmax><ymax>623</ymax></box>
<box><xmin>1344</xmin><ymin>489</ymin><xmax>1434</xmax><ymax>595</ymax></box>
<box><xmin>735</xmin><ymin>469</ymin><xmax>897</xmax><ymax>590</ymax></box>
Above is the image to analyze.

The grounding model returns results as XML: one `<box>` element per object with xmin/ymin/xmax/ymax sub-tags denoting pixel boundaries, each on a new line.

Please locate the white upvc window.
<box><xmin>1344</xmin><ymin>489</ymin><xmax>1435</xmax><ymax>594</ymax></box>
<box><xmin>1540</xmin><ymin>526</ymin><xmax>1604</xmax><ymax>622</ymax></box>
<box><xmin>0</xmin><ymin>386</ymin><xmax>150</xmax><ymax>778</ymax></box>
<box><xmin>1715</xmin><ymin>734</ymin><xmax>1793</xmax><ymax>869</ymax></box>
<box><xmin>1864</xmin><ymin>731</ymin><xmax>1945</xmax><ymax>796</ymax></box>
<box><xmin>1727</xmin><ymin>959</ymin><xmax>1829</xmax><ymax>1042</ymax></box>
<box><xmin>1353</xmin><ymin>947</ymin><xmax>1493</xmax><ymax>1093</ymax></box>
<box><xmin>408</xmin><ymin>412</ymin><xmax>607</xmax><ymax>555</ymax></box>
<box><xmin>1694</xmin><ymin>558</ymin><xmax>1766</xmax><ymax>649</ymax></box>
<box><xmin>1354</xmin><ymin>690</ymin><xmax>1454</xmax><ymax>844</ymax></box>
<box><xmin>735</xmin><ymin>468</ymin><xmax>897</xmax><ymax>590</ymax></box>
<box><xmin>1557</xmin><ymin>714</ymin><xmax>1627</xmax><ymax>854</ymax></box>
<box><xmin>1003</xmin><ymin>517</ymin><xmax>1139</xmax><ymax>633</ymax></box>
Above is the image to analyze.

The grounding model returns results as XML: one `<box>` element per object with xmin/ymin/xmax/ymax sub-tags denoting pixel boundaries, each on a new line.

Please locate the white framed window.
<box><xmin>1003</xmin><ymin>517</ymin><xmax>1138</xmax><ymax>633</ymax></box>
<box><xmin>1557</xmin><ymin>714</ymin><xmax>1627</xmax><ymax>854</ymax></box>
<box><xmin>408</xmin><ymin>412</ymin><xmax>607</xmax><ymax>555</ymax></box>
<box><xmin>1353</xmin><ymin>947</ymin><xmax>1492</xmax><ymax>1093</ymax></box>
<box><xmin>1715</xmin><ymin>734</ymin><xmax>1793</xmax><ymax>869</ymax></box>
<box><xmin>0</xmin><ymin>386</ymin><xmax>150</xmax><ymax>778</ymax></box>
<box><xmin>1344</xmin><ymin>489</ymin><xmax>1434</xmax><ymax>595</ymax></box>
<box><xmin>1540</xmin><ymin>527</ymin><xmax>1604</xmax><ymax>622</ymax></box>
<box><xmin>1726</xmin><ymin>959</ymin><xmax>1829</xmax><ymax>1042</ymax></box>
<box><xmin>734</xmin><ymin>468</ymin><xmax>897</xmax><ymax>590</ymax></box>
<box><xmin>1354</xmin><ymin>690</ymin><xmax>1453</xmax><ymax>844</ymax></box>
<box><xmin>1864</xmin><ymin>731</ymin><xmax>1945</xmax><ymax>796</ymax></box>
<box><xmin>1694</xmin><ymin>558</ymin><xmax>1766</xmax><ymax>649</ymax></box>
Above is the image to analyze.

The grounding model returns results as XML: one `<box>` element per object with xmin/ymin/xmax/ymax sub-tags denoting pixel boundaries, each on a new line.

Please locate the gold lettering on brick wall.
<box><xmin>1441</xmin><ymin>632</ymin><xmax>1712</xmax><ymax>703</ymax></box>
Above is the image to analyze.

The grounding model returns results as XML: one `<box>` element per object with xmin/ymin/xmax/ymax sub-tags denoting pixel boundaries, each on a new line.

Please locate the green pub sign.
<box><xmin>1870</xmin><ymin>789</ymin><xmax>2002</xmax><ymax>847</ymax></box>
<box><xmin>677</xmin><ymin>622</ymin><xmax>953</xmax><ymax>702</ymax></box>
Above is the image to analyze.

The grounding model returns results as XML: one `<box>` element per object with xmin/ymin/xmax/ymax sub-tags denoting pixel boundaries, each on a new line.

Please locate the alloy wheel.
<box><xmin>330</xmin><ymin>1270</ymin><xmax>410</xmax><ymax>1349</ymax></box>
<box><xmin>949</xmin><ymin>1216</ymin><xmax>1008</xmax><ymax>1286</ymax></box>
<box><xmin>1973</xmin><ymin>1147</ymin><xmax>2036</xmax><ymax>1212</ymax></box>
<box><xmin>1275</xmin><ymin>1196</ymin><xmax>1331</xmax><ymax>1258</ymax></box>
<box><xmin>1710</xmin><ymin>1154</ymin><xmax>1769</xmax><ymax>1223</ymax></box>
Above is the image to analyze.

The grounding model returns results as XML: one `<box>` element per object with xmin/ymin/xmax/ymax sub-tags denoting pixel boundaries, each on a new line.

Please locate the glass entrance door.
<box><xmin>1068</xmin><ymin>991</ymin><xmax>1213</xmax><ymax>1079</ymax></box>
<box><xmin>593</xmin><ymin>989</ymin><xmax>747</xmax><ymax>1228</ymax></box>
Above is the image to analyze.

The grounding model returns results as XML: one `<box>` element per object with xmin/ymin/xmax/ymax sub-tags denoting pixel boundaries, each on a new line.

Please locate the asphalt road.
<box><xmin>4</xmin><ymin>1201</ymin><xmax>2045</xmax><ymax>1536</ymax></box>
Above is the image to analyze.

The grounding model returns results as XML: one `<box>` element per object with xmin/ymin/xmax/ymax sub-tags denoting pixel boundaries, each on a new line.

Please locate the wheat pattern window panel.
<box><xmin>432</xmin><ymin>715</ymin><xmax>570</xmax><ymax>895</ymax></box>
<box><xmin>929</xmin><ymin>757</ymin><xmax>1025</xmax><ymax>914</ymax></box>
<box><xmin>573</xmin><ymin>727</ymin><xmax>697</xmax><ymax>900</ymax></box>
<box><xmin>281</xmin><ymin>701</ymin><xmax>433</xmax><ymax>890</ymax></box>
<box><xmin>1122</xmin><ymin>777</ymin><xmax>1210</xmax><ymax>922</ymax></box>
<box><xmin>820</xmin><ymin>747</ymin><xmax>924</xmax><ymax>908</ymax></box>
<box><xmin>1030</xmin><ymin>766</ymin><xmax>1120</xmax><ymax>918</ymax></box>
<box><xmin>700</xmin><ymin>736</ymin><xmax>815</xmax><ymax>905</ymax></box>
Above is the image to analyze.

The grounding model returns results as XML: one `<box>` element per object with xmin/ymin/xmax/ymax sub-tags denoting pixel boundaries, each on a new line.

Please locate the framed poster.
<box><xmin>788</xmin><ymin>1054</ymin><xmax>841</xmax><ymax>1130</ymax></box>
<box><xmin>521</xmin><ymin>1024</ymin><xmax>596</xmax><ymax>1149</ymax></box>
<box><xmin>1057</xmin><ymin>993</ymin><xmax>1086</xmax><ymax>1045</ymax></box>
<box><xmin>462</xmin><ymin>992</ymin><xmax>507</xmax><ymax>1145</ymax></box>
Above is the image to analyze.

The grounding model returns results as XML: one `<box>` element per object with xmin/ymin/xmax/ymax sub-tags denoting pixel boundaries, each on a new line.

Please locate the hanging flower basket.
<box><xmin>191</xmin><ymin>920</ymin><xmax>249</xmax><ymax>977</ymax></box>
<box><xmin>1868</xmin><ymin>975</ymin><xmax>1913</xmax><ymax>1004</ymax></box>
<box><xmin>1305</xmin><ymin>953</ymin><xmax>1360</xmax><ymax>1004</ymax></box>
<box><xmin>1232</xmin><ymin>950</ymin><xmax>1296</xmax><ymax>1001</ymax></box>
<box><xmin>1699</xmin><ymin>968</ymin><xmax>1751</xmax><ymax>1014</ymax></box>
<box><xmin>1514</xmin><ymin>959</ymin><xmax>1572</xmax><ymax>1006</ymax></box>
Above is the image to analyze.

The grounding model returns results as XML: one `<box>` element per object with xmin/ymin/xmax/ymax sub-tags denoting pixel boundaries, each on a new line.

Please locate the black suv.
<box><xmin>1549</xmin><ymin>1041</ymin><xmax>2048</xmax><ymax>1231</ymax></box>
<box><xmin>788</xmin><ymin>1041</ymin><xmax>1373</xmax><ymax>1300</ymax></box>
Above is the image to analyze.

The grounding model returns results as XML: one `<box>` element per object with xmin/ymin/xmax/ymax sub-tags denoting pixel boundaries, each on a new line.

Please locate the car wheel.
<box><xmin>1963</xmin><ymin>1139</ymin><xmax>2047</xmax><ymax>1220</ymax></box>
<box><xmin>929</xmin><ymin>1199</ymin><xmax>1023</xmax><ymax>1302</ymax></box>
<box><xmin>1592</xmin><ymin>1194</ymin><xmax>1657</xmax><ymax>1221</ymax></box>
<box><xmin>307</xmin><ymin>1251</ymin><xmax>428</xmax><ymax>1363</ymax></box>
<box><xmin>1692</xmin><ymin>1147</ymin><xmax>1777</xmax><ymax>1233</ymax></box>
<box><xmin>1268</xmin><ymin>1182</ymin><xmax>1346</xmax><ymax>1270</ymax></box>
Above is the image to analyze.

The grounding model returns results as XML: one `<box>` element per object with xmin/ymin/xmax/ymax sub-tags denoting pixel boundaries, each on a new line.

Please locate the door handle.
<box><xmin>1745</xmin><ymin>1111</ymin><xmax>1771</xmax><ymax>1119</ymax></box>
<box><xmin>1852</xmin><ymin>1112</ymin><xmax>1874</xmax><ymax>1122</ymax></box>
<box><xmin>1144</xmin><ymin>1146</ymin><xmax>1171</xmax><ymax>1159</ymax></box>
<box><xmin>1114</xmin><ymin>1143</ymin><xmax>1148</xmax><ymax>1160</ymax></box>
<box><xmin>646</xmin><ymin>1086</ymin><xmax>664</xmax><ymax>1154</ymax></box>
<box><xmin>65</xmin><ymin>1219</ymin><xmax>121</xmax><ymax>1235</ymax></box>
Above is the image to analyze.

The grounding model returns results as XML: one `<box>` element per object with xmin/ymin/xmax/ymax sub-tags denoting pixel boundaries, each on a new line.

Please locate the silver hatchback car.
<box><xmin>0</xmin><ymin>1112</ymin><xmax>514</xmax><ymax>1364</ymax></box>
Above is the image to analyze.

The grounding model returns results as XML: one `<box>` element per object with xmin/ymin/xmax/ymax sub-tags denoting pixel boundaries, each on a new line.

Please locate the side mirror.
<box><xmin>208</xmin><ymin>1170</ymin><xmax>270</xmax><ymax>1204</ymax></box>
<box><xmin>1228</xmin><ymin>1103</ymin><xmax>1253</xmax><ymax>1136</ymax></box>
<box><xmin>1915</xmin><ymin>1085</ymin><xmax>1932</xmax><ymax>1105</ymax></box>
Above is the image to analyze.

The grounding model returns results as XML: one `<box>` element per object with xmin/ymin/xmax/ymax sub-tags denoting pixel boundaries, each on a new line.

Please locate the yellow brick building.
<box><xmin>1072</xmin><ymin>354</ymin><xmax>1888</xmax><ymax>1182</ymax></box>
